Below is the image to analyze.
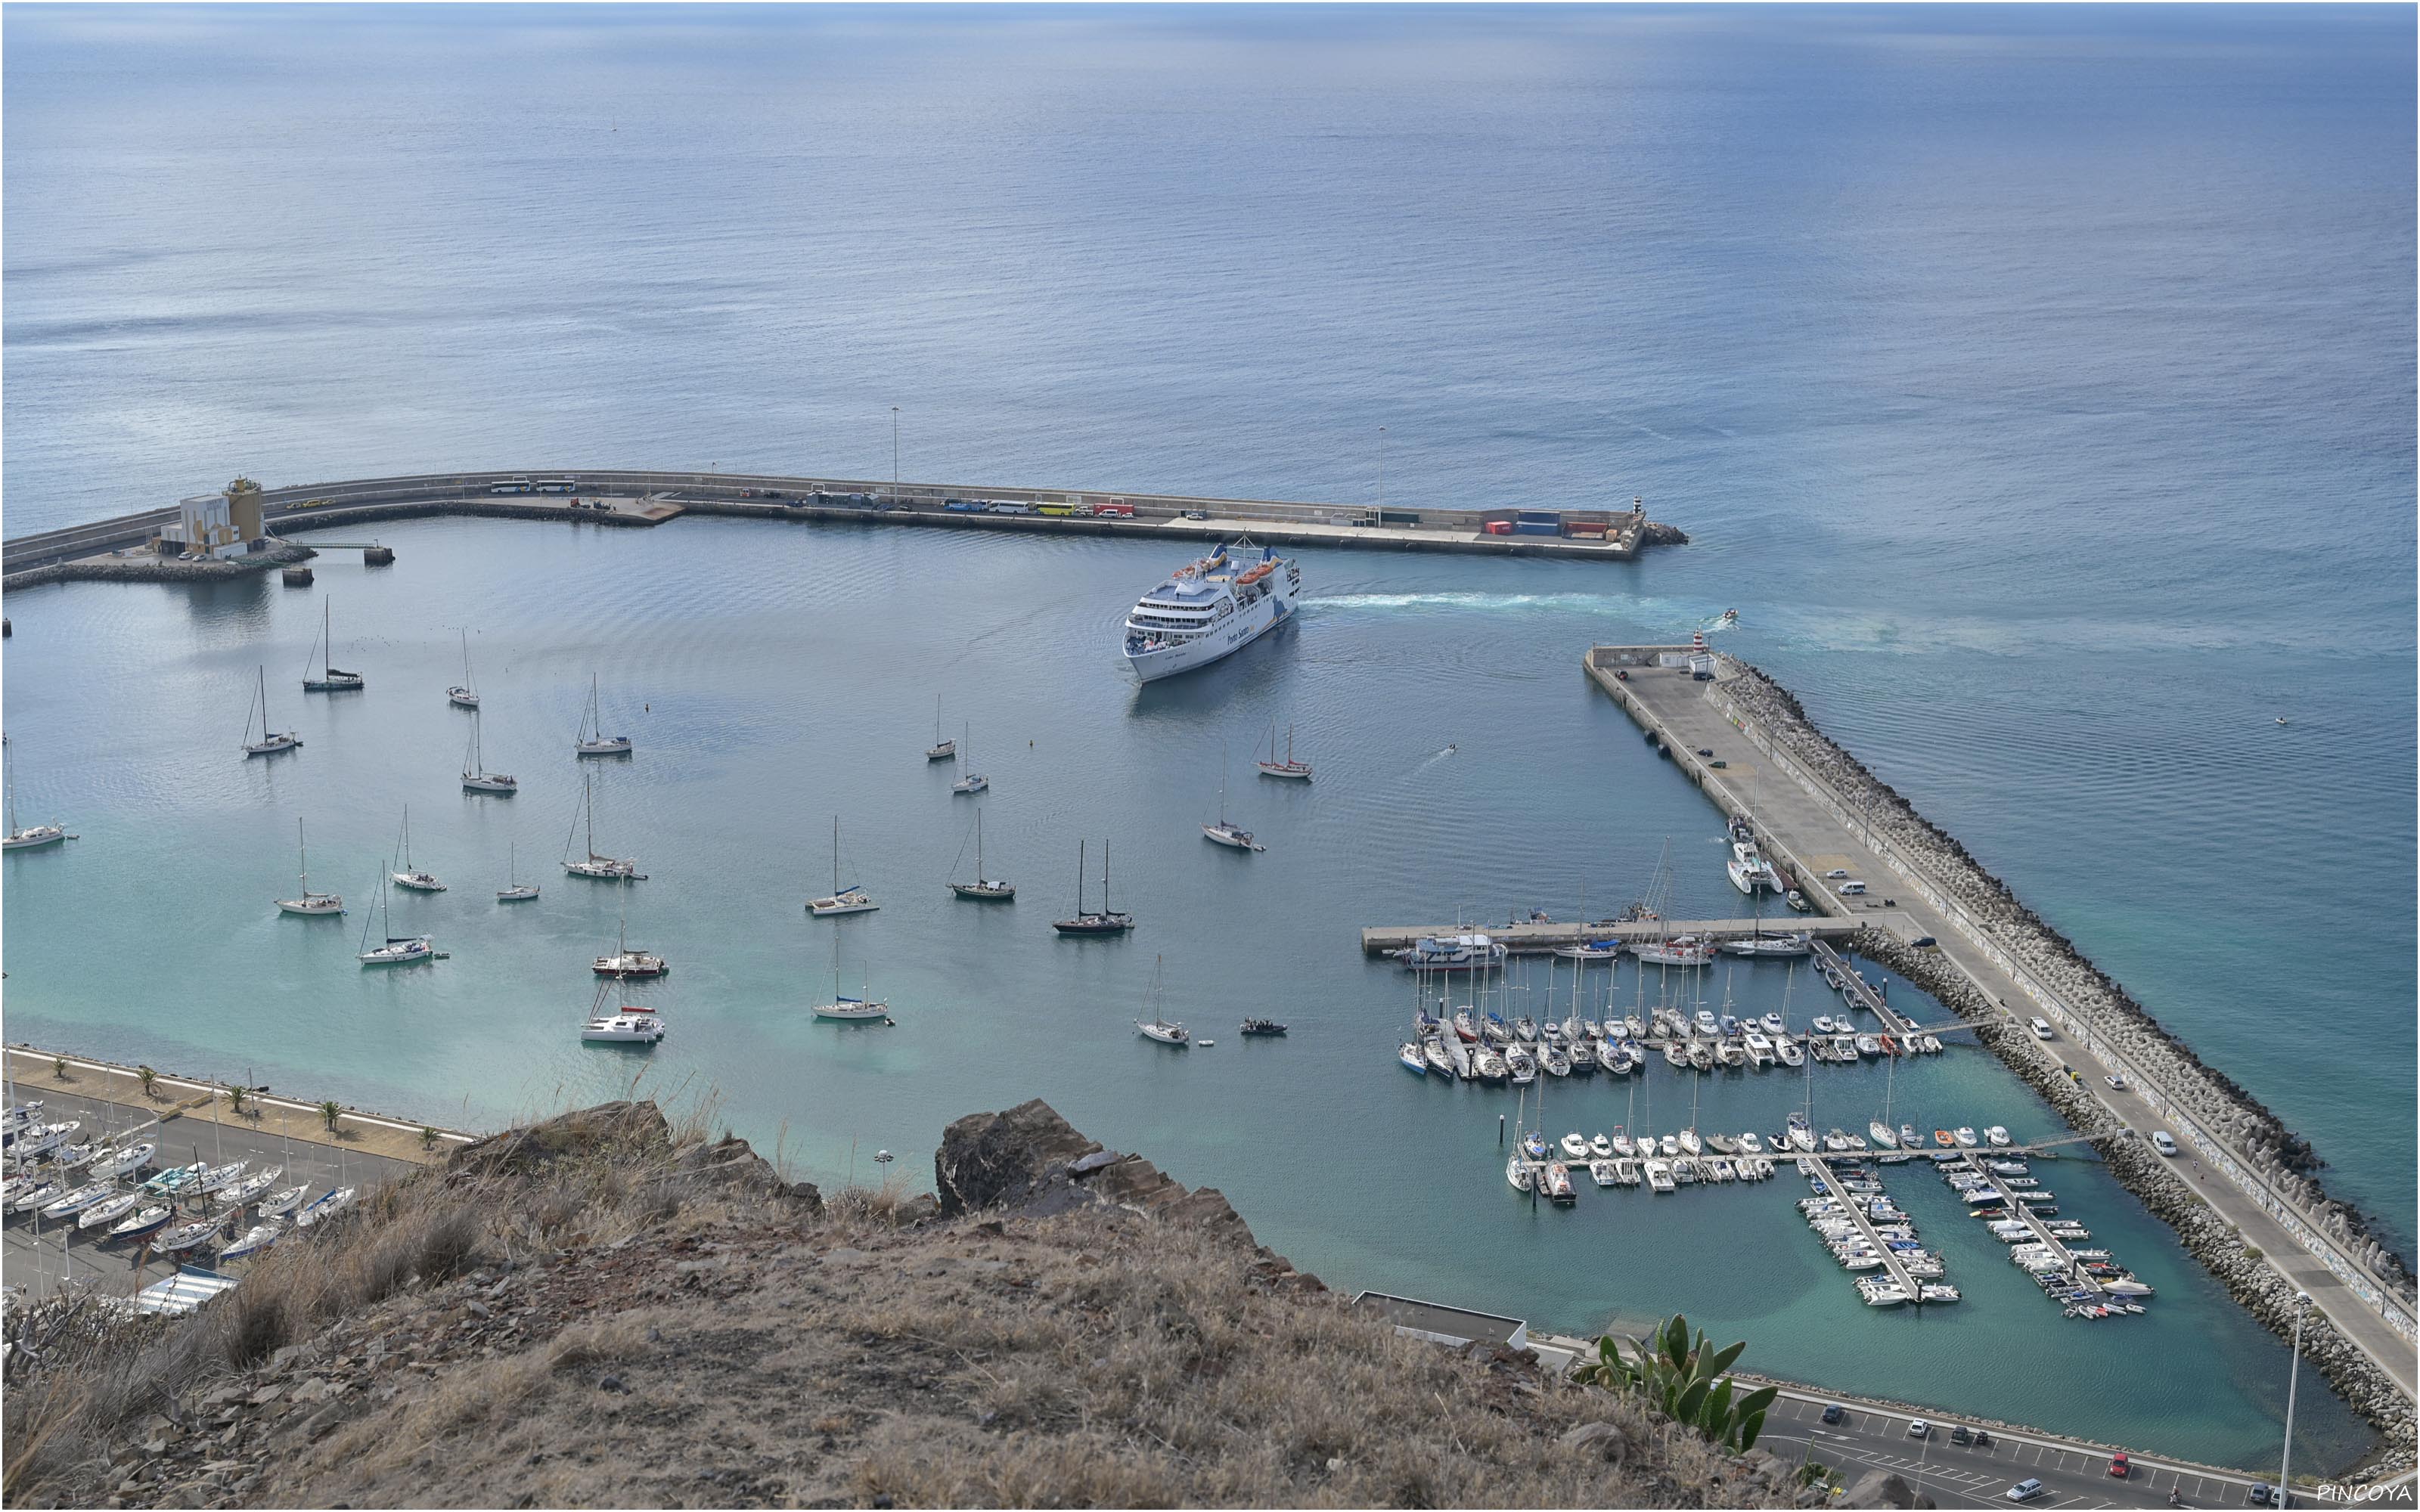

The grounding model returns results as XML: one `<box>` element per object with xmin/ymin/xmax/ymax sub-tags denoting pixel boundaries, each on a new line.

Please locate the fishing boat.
<box><xmin>810</xmin><ymin>926</ymin><xmax>891</xmax><ymax>1023</ymax></box>
<box><xmin>572</xmin><ymin>674</ymin><xmax>633</xmax><ymax>756</ymax></box>
<box><xmin>1255</xmin><ymin>720</ymin><xmax>1312</xmax><ymax>780</ymax></box>
<box><xmin>806</xmin><ymin>816</ymin><xmax>877</xmax><ymax>915</ymax></box>
<box><xmin>1053</xmin><ymin>840</ymin><xmax>1134</xmax><ymax>934</ymax></box>
<box><xmin>296</xmin><ymin>1186</ymin><xmax>356</xmax><ymax>1228</ymax></box>
<box><xmin>497</xmin><ymin>841</ymin><xmax>540</xmax><ymax>902</ymax></box>
<box><xmin>592</xmin><ymin>875</ymin><xmax>668</xmax><ymax>978</ymax></box>
<box><xmin>950</xmin><ymin>723</ymin><xmax>988</xmax><ymax>795</ymax></box>
<box><xmin>949</xmin><ymin>811</ymin><xmax>1014</xmax><ymax>900</ymax></box>
<box><xmin>357</xmin><ymin>872</ymin><xmax>434</xmax><ymax>965</ymax></box>
<box><xmin>582</xmin><ymin>978</ymin><xmax>666</xmax><ymax>1044</ymax></box>
<box><xmin>240</xmin><ymin>666</ymin><xmax>301</xmax><ymax>756</ymax></box>
<box><xmin>274</xmin><ymin>819</ymin><xmax>344</xmax><ymax>916</ymax></box>
<box><xmin>1134</xmin><ymin>956</ymin><xmax>1187</xmax><ymax>1045</ymax></box>
<box><xmin>461</xmin><ymin>708</ymin><xmax>517</xmax><ymax>793</ymax></box>
<box><xmin>1121</xmin><ymin>538</ymin><xmax>1302</xmax><ymax>682</ymax></box>
<box><xmin>2</xmin><ymin>737</ymin><xmax>72</xmax><ymax>850</ymax></box>
<box><xmin>924</xmin><ymin>697</ymin><xmax>955</xmax><ymax>761</ymax></box>
<box><xmin>301</xmin><ymin>601</ymin><xmax>365</xmax><ymax>692</ymax></box>
<box><xmin>447</xmin><ymin>630</ymin><xmax>482</xmax><ymax>708</ymax></box>
<box><xmin>562</xmin><ymin>772</ymin><xmax>642</xmax><ymax>880</ymax></box>
<box><xmin>391</xmin><ymin>807</ymin><xmax>445</xmax><ymax>891</ymax></box>
<box><xmin>1388</xmin><ymin>934</ymin><xmax>1504</xmax><ymax>971</ymax></box>
<box><xmin>1201</xmin><ymin>743</ymin><xmax>1263</xmax><ymax>851</ymax></box>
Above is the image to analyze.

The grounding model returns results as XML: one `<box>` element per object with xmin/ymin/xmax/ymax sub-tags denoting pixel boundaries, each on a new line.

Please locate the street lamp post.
<box><xmin>2279</xmin><ymin>1290</ymin><xmax>2310</xmax><ymax>1507</ymax></box>
<box><xmin>891</xmin><ymin>407</ymin><xmax>901</xmax><ymax>489</ymax></box>
<box><xmin>1376</xmin><ymin>426</ymin><xmax>1387</xmax><ymax>525</ymax></box>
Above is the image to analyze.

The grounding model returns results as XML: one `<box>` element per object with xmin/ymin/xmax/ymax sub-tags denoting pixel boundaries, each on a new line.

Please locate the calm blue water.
<box><xmin>4</xmin><ymin>3</ymin><xmax>2408</xmax><ymax>1471</ymax></box>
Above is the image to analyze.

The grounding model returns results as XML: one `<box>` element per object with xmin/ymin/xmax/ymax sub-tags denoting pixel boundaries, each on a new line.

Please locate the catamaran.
<box><xmin>1121</xmin><ymin>538</ymin><xmax>1302</xmax><ymax>682</ymax></box>
<box><xmin>592</xmin><ymin>874</ymin><xmax>667</xmax><ymax>978</ymax></box>
<box><xmin>580</xmin><ymin>975</ymin><xmax>665</xmax><ymax>1045</ymax></box>
<box><xmin>497</xmin><ymin>841</ymin><xmax>539</xmax><ymax>902</ymax></box>
<box><xmin>391</xmin><ymin>807</ymin><xmax>445</xmax><ymax>891</ymax></box>
<box><xmin>301</xmin><ymin>601</ymin><xmax>365</xmax><ymax>692</ymax></box>
<box><xmin>1256</xmin><ymin>721</ymin><xmax>1312</xmax><ymax>780</ymax></box>
<box><xmin>357</xmin><ymin>870</ymin><xmax>433</xmax><ymax>965</ymax></box>
<box><xmin>447</xmin><ymin>630</ymin><xmax>482</xmax><ymax>708</ymax></box>
<box><xmin>274</xmin><ymin>818</ymin><xmax>344</xmax><ymax>916</ymax></box>
<box><xmin>573</xmin><ymin>674</ymin><xmax>632</xmax><ymax>756</ymax></box>
<box><xmin>924</xmin><ymin>696</ymin><xmax>955</xmax><ymax>761</ymax></box>
<box><xmin>240</xmin><ymin>665</ymin><xmax>301</xmax><ymax>756</ymax></box>
<box><xmin>2</xmin><ymin>736</ymin><xmax>71</xmax><ymax>850</ymax></box>
<box><xmin>806</xmin><ymin>816</ymin><xmax>876</xmax><ymax>915</ymax></box>
<box><xmin>951</xmin><ymin>723</ymin><xmax>988</xmax><ymax>795</ymax></box>
<box><xmin>1052</xmin><ymin>839</ymin><xmax>1134</xmax><ymax>934</ymax></box>
<box><xmin>461</xmin><ymin>708</ymin><xmax>517</xmax><ymax>793</ymax></box>
<box><xmin>1201</xmin><ymin>742</ymin><xmax>1263</xmax><ymax>851</ymax></box>
<box><xmin>561</xmin><ymin>770</ymin><xmax>641</xmax><ymax>879</ymax></box>
<box><xmin>1134</xmin><ymin>956</ymin><xmax>1187</xmax><ymax>1046</ymax></box>
<box><xmin>949</xmin><ymin>811</ymin><xmax>1014</xmax><ymax>901</ymax></box>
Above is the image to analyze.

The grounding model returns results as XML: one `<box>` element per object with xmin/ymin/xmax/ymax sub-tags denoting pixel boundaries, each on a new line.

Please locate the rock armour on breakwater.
<box><xmin>1852</xmin><ymin>930</ymin><xmax>2416</xmax><ymax>1470</ymax></box>
<box><xmin>2</xmin><ymin>539</ymin><xmax>315</xmax><ymax>591</ymax></box>
<box><xmin>1720</xmin><ymin>658</ymin><xmax>2412</xmax><ymax>1302</ymax></box>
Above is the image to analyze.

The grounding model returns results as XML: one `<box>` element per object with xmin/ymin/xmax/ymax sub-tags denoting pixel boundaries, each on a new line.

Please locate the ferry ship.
<box><xmin>1121</xmin><ymin>539</ymin><xmax>1302</xmax><ymax>682</ymax></box>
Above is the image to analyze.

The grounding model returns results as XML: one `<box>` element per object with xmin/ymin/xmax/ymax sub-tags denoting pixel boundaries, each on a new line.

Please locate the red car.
<box><xmin>2108</xmin><ymin>1453</ymin><xmax>2130</xmax><ymax>1479</ymax></box>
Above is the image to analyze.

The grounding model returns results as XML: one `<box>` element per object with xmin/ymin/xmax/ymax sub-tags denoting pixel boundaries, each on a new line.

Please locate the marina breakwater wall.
<box><xmin>0</xmin><ymin>538</ymin><xmax>315</xmax><ymax>590</ymax></box>
<box><xmin>1706</xmin><ymin>659</ymin><xmax>2414</xmax><ymax>1306</ymax></box>
<box><xmin>1849</xmin><ymin>929</ymin><xmax>2418</xmax><ymax>1470</ymax></box>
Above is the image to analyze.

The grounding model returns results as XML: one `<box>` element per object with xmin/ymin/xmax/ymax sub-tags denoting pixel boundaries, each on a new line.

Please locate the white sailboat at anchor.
<box><xmin>274</xmin><ymin>819</ymin><xmax>343</xmax><ymax>916</ymax></box>
<box><xmin>357</xmin><ymin>869</ymin><xmax>433</xmax><ymax>965</ymax></box>
<box><xmin>461</xmin><ymin>708</ymin><xmax>517</xmax><ymax>793</ymax></box>
<box><xmin>809</xmin><ymin>928</ymin><xmax>891</xmax><ymax>1023</ymax></box>
<box><xmin>949</xmin><ymin>811</ymin><xmax>1014</xmax><ymax>900</ymax></box>
<box><xmin>572</xmin><ymin>674</ymin><xmax>632</xmax><ymax>756</ymax></box>
<box><xmin>1201</xmin><ymin>741</ymin><xmax>1263</xmax><ymax>851</ymax></box>
<box><xmin>390</xmin><ymin>806</ymin><xmax>445</xmax><ymax>891</ymax></box>
<box><xmin>301</xmin><ymin>601</ymin><xmax>365</xmax><ymax>692</ymax></box>
<box><xmin>2</xmin><ymin>736</ymin><xmax>72</xmax><ymax>850</ymax></box>
<box><xmin>1134</xmin><ymin>956</ymin><xmax>1188</xmax><ymax>1046</ymax></box>
<box><xmin>924</xmin><ymin>696</ymin><xmax>955</xmax><ymax>761</ymax></box>
<box><xmin>806</xmin><ymin>816</ymin><xmax>876</xmax><ymax>915</ymax></box>
<box><xmin>951</xmin><ymin>723</ymin><xmax>988</xmax><ymax>795</ymax></box>
<box><xmin>1255</xmin><ymin>720</ymin><xmax>1312</xmax><ymax>780</ymax></box>
<box><xmin>497</xmin><ymin>841</ymin><xmax>539</xmax><ymax>902</ymax></box>
<box><xmin>561</xmin><ymin>770</ymin><xmax>642</xmax><ymax>879</ymax></box>
<box><xmin>447</xmin><ymin>630</ymin><xmax>482</xmax><ymax>708</ymax></box>
<box><xmin>240</xmin><ymin>665</ymin><xmax>301</xmax><ymax>757</ymax></box>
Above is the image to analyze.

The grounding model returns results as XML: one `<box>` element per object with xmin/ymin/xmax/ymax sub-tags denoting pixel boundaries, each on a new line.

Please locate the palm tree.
<box><xmin>318</xmin><ymin>1099</ymin><xmax>343</xmax><ymax>1136</ymax></box>
<box><xmin>225</xmin><ymin>1085</ymin><xmax>249</xmax><ymax>1118</ymax></box>
<box><xmin>50</xmin><ymin>1056</ymin><xmax>68</xmax><ymax>1081</ymax></box>
<box><xmin>420</xmin><ymin>1125</ymin><xmax>439</xmax><ymax>1151</ymax></box>
<box><xmin>136</xmin><ymin>1066</ymin><xmax>158</xmax><ymax>1100</ymax></box>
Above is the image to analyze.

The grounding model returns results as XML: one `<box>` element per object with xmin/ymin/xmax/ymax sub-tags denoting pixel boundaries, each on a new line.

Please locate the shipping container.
<box><xmin>1516</xmin><ymin>510</ymin><xmax>1561</xmax><ymax>525</ymax></box>
<box><xmin>1483</xmin><ymin>520</ymin><xmax>1515</xmax><ymax>535</ymax></box>
<box><xmin>1563</xmin><ymin>521</ymin><xmax>1608</xmax><ymax>538</ymax></box>
<box><xmin>1514</xmin><ymin>521</ymin><xmax>1561</xmax><ymax>536</ymax></box>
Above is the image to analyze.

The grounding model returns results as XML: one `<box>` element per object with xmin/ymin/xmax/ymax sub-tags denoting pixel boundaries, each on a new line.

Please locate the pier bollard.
<box><xmin>363</xmin><ymin>546</ymin><xmax>396</xmax><ymax>566</ymax></box>
<box><xmin>281</xmin><ymin>566</ymin><xmax>314</xmax><ymax>587</ymax></box>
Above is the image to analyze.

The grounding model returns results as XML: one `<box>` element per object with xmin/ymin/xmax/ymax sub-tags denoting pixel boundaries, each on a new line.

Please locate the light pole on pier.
<box><xmin>1376</xmin><ymin>425</ymin><xmax>1387</xmax><ymax>525</ymax></box>
<box><xmin>891</xmin><ymin>407</ymin><xmax>901</xmax><ymax>488</ymax></box>
<box><xmin>2279</xmin><ymin>1289</ymin><xmax>2310</xmax><ymax>1507</ymax></box>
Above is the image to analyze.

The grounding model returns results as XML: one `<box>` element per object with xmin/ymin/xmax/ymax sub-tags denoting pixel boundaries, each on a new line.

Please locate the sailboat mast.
<box><xmin>5</xmin><ymin>738</ymin><xmax>17</xmax><ymax>836</ymax></box>
<box><xmin>975</xmin><ymin>811</ymin><xmax>984</xmax><ymax>881</ymax></box>
<box><xmin>831</xmin><ymin>815</ymin><xmax>840</xmax><ymax>893</ymax></box>
<box><xmin>1075</xmin><ymin>839</ymin><xmax>1086</xmax><ymax>912</ymax></box>
<box><xmin>1103</xmin><ymin>841</ymin><xmax>1112</xmax><ymax>912</ymax></box>
<box><xmin>298</xmin><ymin>818</ymin><xmax>309</xmax><ymax>891</ymax></box>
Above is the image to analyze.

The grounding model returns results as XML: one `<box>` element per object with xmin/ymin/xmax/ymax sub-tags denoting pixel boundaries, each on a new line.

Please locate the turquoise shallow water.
<box><xmin>0</xmin><ymin>518</ymin><xmax>2380</xmax><ymax>1470</ymax></box>
<box><xmin>3</xmin><ymin>1</ymin><xmax>2410</xmax><ymax>1474</ymax></box>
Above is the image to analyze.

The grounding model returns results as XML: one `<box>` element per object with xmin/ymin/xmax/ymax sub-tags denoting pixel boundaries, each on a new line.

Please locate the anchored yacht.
<box><xmin>1121</xmin><ymin>539</ymin><xmax>1301</xmax><ymax>682</ymax></box>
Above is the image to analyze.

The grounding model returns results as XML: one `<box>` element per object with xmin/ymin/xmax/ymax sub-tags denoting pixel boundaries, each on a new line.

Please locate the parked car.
<box><xmin>1950</xmin><ymin>1425</ymin><xmax>1972</xmax><ymax>1445</ymax></box>
<box><xmin>2106</xmin><ymin>1074</ymin><xmax>2129</xmax><ymax>1092</ymax></box>
<box><xmin>1911</xmin><ymin>935</ymin><xmax>1938</xmax><ymax>948</ymax></box>
<box><xmin>1820</xmin><ymin>1403</ymin><xmax>1843</xmax><ymax>1425</ymax></box>
<box><xmin>2030</xmin><ymin>1017</ymin><xmax>2055</xmax><ymax>1040</ymax></box>
<box><xmin>1907</xmin><ymin>1420</ymin><xmax>1931</xmax><ymax>1440</ymax></box>
<box><xmin>1824</xmin><ymin>869</ymin><xmax>1850</xmax><ymax>879</ymax></box>
<box><xmin>1182</xmin><ymin>510</ymin><xmax>1208</xmax><ymax>521</ymax></box>
<box><xmin>2152</xmin><ymin>1131</ymin><xmax>2180</xmax><ymax>1156</ymax></box>
<box><xmin>2108</xmin><ymin>1452</ymin><xmax>2129</xmax><ymax>1478</ymax></box>
<box><xmin>2006</xmin><ymin>1479</ymin><xmax>2044</xmax><ymax>1503</ymax></box>
<box><xmin>1694</xmin><ymin>746</ymin><xmax>1713</xmax><ymax>758</ymax></box>
<box><xmin>2249</xmin><ymin>1483</ymin><xmax>2274</xmax><ymax>1506</ymax></box>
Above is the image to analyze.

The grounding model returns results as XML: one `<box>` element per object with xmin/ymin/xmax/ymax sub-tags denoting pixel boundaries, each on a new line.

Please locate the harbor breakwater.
<box><xmin>1852</xmin><ymin>928</ymin><xmax>2418</xmax><ymax>1470</ymax></box>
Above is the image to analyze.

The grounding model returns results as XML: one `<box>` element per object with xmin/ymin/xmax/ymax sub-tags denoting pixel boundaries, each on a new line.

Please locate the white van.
<box><xmin>2029</xmin><ymin>1017</ymin><xmax>2055</xmax><ymax>1040</ymax></box>
<box><xmin>1838</xmin><ymin>880</ymin><xmax>1867</xmax><ymax>896</ymax></box>
<box><xmin>2151</xmin><ymin>1131</ymin><xmax>2179</xmax><ymax>1157</ymax></box>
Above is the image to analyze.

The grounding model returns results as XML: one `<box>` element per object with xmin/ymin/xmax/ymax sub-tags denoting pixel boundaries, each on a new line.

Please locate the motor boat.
<box><xmin>1985</xmin><ymin>1126</ymin><xmax>2012</xmax><ymax>1147</ymax></box>
<box><xmin>1954</xmin><ymin>1126</ymin><xmax>1979</xmax><ymax>1148</ymax></box>
<box><xmin>1541</xmin><ymin>1163</ymin><xmax>1576</xmax><ymax>1204</ymax></box>
<box><xmin>1559</xmin><ymin>1132</ymin><xmax>1590</xmax><ymax>1161</ymax></box>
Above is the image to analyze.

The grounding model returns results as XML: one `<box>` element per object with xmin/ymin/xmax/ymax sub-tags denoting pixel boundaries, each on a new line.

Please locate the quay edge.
<box><xmin>1584</xmin><ymin>644</ymin><xmax>2418</xmax><ymax>1465</ymax></box>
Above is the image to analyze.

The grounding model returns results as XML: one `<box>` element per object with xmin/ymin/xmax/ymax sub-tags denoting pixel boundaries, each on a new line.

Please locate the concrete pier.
<box><xmin>1585</xmin><ymin>643</ymin><xmax>2418</xmax><ymax>1402</ymax></box>
<box><xmin>1360</xmin><ymin>916</ymin><xmax>1858</xmax><ymax>956</ymax></box>
<box><xmin>2</xmin><ymin>469</ymin><xmax>1687</xmax><ymax>587</ymax></box>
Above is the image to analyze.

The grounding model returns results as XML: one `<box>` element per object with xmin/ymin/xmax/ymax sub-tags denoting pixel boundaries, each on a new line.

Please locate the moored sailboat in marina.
<box><xmin>461</xmin><ymin>708</ymin><xmax>517</xmax><ymax>793</ymax></box>
<box><xmin>497</xmin><ymin>841</ymin><xmax>540</xmax><ymax>902</ymax></box>
<box><xmin>356</xmin><ymin>870</ymin><xmax>433</xmax><ymax>966</ymax></box>
<box><xmin>391</xmin><ymin>806</ymin><xmax>445</xmax><ymax>891</ymax></box>
<box><xmin>562</xmin><ymin>770</ymin><xmax>642</xmax><ymax>880</ymax></box>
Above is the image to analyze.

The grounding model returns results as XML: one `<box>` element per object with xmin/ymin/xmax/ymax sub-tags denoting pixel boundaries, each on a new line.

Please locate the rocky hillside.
<box><xmin>5</xmin><ymin>1099</ymin><xmax>1798</xmax><ymax>1509</ymax></box>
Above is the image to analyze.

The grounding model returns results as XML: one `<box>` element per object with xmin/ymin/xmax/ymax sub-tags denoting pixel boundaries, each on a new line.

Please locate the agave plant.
<box><xmin>1575</xmin><ymin>1313</ymin><xmax>1777</xmax><ymax>1452</ymax></box>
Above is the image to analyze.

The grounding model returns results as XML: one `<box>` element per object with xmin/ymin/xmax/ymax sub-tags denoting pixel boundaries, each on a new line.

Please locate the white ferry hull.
<box><xmin>1121</xmin><ymin>545</ymin><xmax>1302</xmax><ymax>683</ymax></box>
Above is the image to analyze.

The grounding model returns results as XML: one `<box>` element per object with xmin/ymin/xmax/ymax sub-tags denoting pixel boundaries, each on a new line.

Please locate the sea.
<box><xmin>3</xmin><ymin>3</ymin><xmax>2409</xmax><ymax>1474</ymax></box>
